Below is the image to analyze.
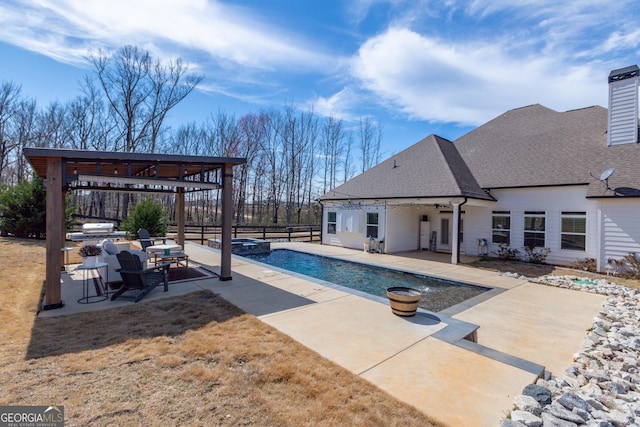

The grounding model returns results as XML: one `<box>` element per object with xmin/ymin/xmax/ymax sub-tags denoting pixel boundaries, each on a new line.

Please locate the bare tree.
<box><xmin>261</xmin><ymin>109</ymin><xmax>286</xmax><ymax>224</ymax></box>
<box><xmin>359</xmin><ymin>117</ymin><xmax>383</xmax><ymax>172</ymax></box>
<box><xmin>321</xmin><ymin>116</ymin><xmax>344</xmax><ymax>192</ymax></box>
<box><xmin>147</xmin><ymin>58</ymin><xmax>203</xmax><ymax>153</ymax></box>
<box><xmin>90</xmin><ymin>45</ymin><xmax>152</xmax><ymax>153</ymax></box>
<box><xmin>65</xmin><ymin>77</ymin><xmax>107</xmax><ymax>150</ymax></box>
<box><xmin>281</xmin><ymin>105</ymin><xmax>317</xmax><ymax>224</ymax></box>
<box><xmin>11</xmin><ymin>98</ymin><xmax>38</xmax><ymax>182</ymax></box>
<box><xmin>38</xmin><ymin>101</ymin><xmax>68</xmax><ymax>149</ymax></box>
<box><xmin>0</xmin><ymin>82</ymin><xmax>22</xmax><ymax>184</ymax></box>
<box><xmin>90</xmin><ymin>45</ymin><xmax>201</xmax><ymax>153</ymax></box>
<box><xmin>236</xmin><ymin>113</ymin><xmax>267</xmax><ymax>223</ymax></box>
<box><xmin>90</xmin><ymin>45</ymin><xmax>202</xmax><ymax>218</ymax></box>
<box><xmin>343</xmin><ymin>131</ymin><xmax>354</xmax><ymax>184</ymax></box>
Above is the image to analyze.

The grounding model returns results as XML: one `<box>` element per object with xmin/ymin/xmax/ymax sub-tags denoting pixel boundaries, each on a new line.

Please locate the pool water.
<box><xmin>243</xmin><ymin>249</ymin><xmax>489</xmax><ymax>312</ymax></box>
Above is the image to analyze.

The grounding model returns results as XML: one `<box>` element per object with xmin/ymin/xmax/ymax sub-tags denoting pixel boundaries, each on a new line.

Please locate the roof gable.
<box><xmin>320</xmin><ymin>135</ymin><xmax>492</xmax><ymax>201</ymax></box>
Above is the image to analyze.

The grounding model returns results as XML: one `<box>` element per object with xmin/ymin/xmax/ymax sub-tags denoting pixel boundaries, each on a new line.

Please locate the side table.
<box><xmin>77</xmin><ymin>262</ymin><xmax>109</xmax><ymax>304</ymax></box>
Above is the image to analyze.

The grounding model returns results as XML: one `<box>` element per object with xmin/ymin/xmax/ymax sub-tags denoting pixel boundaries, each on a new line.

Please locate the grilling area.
<box><xmin>69</xmin><ymin>222</ymin><xmax>127</xmax><ymax>243</ymax></box>
<box><xmin>24</xmin><ymin>147</ymin><xmax>246</xmax><ymax>310</ymax></box>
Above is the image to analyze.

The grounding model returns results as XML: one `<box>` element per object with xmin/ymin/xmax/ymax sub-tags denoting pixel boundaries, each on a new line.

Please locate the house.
<box><xmin>319</xmin><ymin>65</ymin><xmax>640</xmax><ymax>272</ymax></box>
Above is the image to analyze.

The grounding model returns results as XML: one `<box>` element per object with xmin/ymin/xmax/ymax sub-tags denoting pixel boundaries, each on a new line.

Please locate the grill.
<box><xmin>68</xmin><ymin>223</ymin><xmax>126</xmax><ymax>242</ymax></box>
<box><xmin>82</xmin><ymin>223</ymin><xmax>115</xmax><ymax>234</ymax></box>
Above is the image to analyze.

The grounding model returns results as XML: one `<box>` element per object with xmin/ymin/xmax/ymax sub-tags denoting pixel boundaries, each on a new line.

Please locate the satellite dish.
<box><xmin>600</xmin><ymin>167</ymin><xmax>615</xmax><ymax>181</ymax></box>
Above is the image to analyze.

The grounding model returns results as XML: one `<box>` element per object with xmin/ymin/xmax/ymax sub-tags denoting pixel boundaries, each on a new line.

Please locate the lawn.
<box><xmin>0</xmin><ymin>237</ymin><xmax>442</xmax><ymax>426</ymax></box>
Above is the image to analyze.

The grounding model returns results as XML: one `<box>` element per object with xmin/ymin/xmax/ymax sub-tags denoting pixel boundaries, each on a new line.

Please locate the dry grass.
<box><xmin>0</xmin><ymin>237</ymin><xmax>442</xmax><ymax>427</ymax></box>
<box><xmin>465</xmin><ymin>257</ymin><xmax>640</xmax><ymax>289</ymax></box>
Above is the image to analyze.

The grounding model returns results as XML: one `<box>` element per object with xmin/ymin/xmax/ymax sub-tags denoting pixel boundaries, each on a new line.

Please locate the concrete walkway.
<box><xmin>42</xmin><ymin>242</ymin><xmax>607</xmax><ymax>426</ymax></box>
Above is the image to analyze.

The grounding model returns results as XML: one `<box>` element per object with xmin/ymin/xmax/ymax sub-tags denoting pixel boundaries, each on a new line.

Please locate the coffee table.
<box><xmin>153</xmin><ymin>252</ymin><xmax>189</xmax><ymax>269</ymax></box>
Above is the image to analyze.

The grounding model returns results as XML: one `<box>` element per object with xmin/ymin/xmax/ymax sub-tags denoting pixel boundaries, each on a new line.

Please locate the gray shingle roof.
<box><xmin>454</xmin><ymin>104</ymin><xmax>640</xmax><ymax>197</ymax></box>
<box><xmin>319</xmin><ymin>134</ymin><xmax>493</xmax><ymax>201</ymax></box>
<box><xmin>320</xmin><ymin>103</ymin><xmax>640</xmax><ymax>202</ymax></box>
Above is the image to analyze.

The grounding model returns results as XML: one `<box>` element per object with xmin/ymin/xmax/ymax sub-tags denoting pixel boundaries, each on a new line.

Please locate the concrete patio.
<box><xmin>40</xmin><ymin>241</ymin><xmax>607</xmax><ymax>426</ymax></box>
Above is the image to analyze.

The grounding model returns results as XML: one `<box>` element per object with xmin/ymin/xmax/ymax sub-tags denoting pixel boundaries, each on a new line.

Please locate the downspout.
<box><xmin>455</xmin><ymin>197</ymin><xmax>467</xmax><ymax>264</ymax></box>
<box><xmin>318</xmin><ymin>200</ymin><xmax>324</xmax><ymax>245</ymax></box>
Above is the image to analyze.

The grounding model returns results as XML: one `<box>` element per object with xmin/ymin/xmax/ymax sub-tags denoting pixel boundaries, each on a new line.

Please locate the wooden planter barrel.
<box><xmin>386</xmin><ymin>287</ymin><xmax>422</xmax><ymax>317</ymax></box>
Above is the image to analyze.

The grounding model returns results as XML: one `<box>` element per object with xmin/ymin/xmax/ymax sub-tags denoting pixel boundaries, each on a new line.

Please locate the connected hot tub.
<box><xmin>208</xmin><ymin>237</ymin><xmax>271</xmax><ymax>255</ymax></box>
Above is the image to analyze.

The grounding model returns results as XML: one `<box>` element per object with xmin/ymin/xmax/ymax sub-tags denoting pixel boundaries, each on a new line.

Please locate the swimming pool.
<box><xmin>242</xmin><ymin>249</ymin><xmax>490</xmax><ymax>312</ymax></box>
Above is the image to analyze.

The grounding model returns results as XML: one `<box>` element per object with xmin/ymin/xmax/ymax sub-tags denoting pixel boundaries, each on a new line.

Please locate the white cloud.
<box><xmin>309</xmin><ymin>88</ymin><xmax>362</xmax><ymax>122</ymax></box>
<box><xmin>0</xmin><ymin>0</ymin><xmax>334</xmax><ymax>72</ymax></box>
<box><xmin>351</xmin><ymin>27</ymin><xmax>606</xmax><ymax>126</ymax></box>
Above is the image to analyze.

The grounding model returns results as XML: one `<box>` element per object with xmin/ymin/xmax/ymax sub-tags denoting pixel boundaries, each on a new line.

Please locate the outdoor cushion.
<box><xmin>102</xmin><ymin>239</ymin><xmax>120</xmax><ymax>255</ymax></box>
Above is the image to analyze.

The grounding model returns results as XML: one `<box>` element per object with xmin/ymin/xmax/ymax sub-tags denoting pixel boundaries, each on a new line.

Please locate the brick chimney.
<box><xmin>608</xmin><ymin>64</ymin><xmax>639</xmax><ymax>146</ymax></box>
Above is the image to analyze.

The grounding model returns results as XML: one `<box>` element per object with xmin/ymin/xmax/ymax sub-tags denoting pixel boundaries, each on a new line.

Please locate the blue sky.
<box><xmin>1</xmin><ymin>0</ymin><xmax>639</xmax><ymax>158</ymax></box>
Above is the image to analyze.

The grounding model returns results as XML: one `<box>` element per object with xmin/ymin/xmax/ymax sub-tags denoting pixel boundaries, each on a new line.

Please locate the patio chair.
<box><xmin>112</xmin><ymin>250</ymin><xmax>170</xmax><ymax>303</ymax></box>
<box><xmin>137</xmin><ymin>228</ymin><xmax>156</xmax><ymax>251</ymax></box>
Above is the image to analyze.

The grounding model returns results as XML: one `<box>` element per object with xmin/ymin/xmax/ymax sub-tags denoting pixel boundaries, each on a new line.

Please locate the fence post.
<box><xmin>287</xmin><ymin>226</ymin><xmax>292</xmax><ymax>242</ymax></box>
<box><xmin>262</xmin><ymin>226</ymin><xmax>266</xmax><ymax>240</ymax></box>
<box><xmin>234</xmin><ymin>225</ymin><xmax>238</xmax><ymax>238</ymax></box>
<box><xmin>200</xmin><ymin>225</ymin><xmax>205</xmax><ymax>245</ymax></box>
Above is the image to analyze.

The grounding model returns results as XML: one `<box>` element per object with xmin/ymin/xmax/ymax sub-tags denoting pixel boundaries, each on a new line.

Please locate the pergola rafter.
<box><xmin>24</xmin><ymin>148</ymin><xmax>246</xmax><ymax>310</ymax></box>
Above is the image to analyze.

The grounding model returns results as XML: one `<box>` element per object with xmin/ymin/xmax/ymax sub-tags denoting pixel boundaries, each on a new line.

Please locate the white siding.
<box><xmin>321</xmin><ymin>187</ymin><xmax>640</xmax><ymax>270</ymax></box>
<box><xmin>608</xmin><ymin>77</ymin><xmax>639</xmax><ymax>146</ymax></box>
<box><xmin>600</xmin><ymin>199</ymin><xmax>640</xmax><ymax>264</ymax></box>
<box><xmin>321</xmin><ymin>203</ymin><xmax>386</xmax><ymax>251</ymax></box>
<box><xmin>385</xmin><ymin>207</ymin><xmax>426</xmax><ymax>252</ymax></box>
<box><xmin>473</xmin><ymin>186</ymin><xmax>599</xmax><ymax>265</ymax></box>
<box><xmin>460</xmin><ymin>205</ymin><xmax>488</xmax><ymax>255</ymax></box>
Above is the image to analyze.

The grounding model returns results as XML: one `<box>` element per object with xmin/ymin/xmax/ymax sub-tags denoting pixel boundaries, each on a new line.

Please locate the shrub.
<box><xmin>620</xmin><ymin>252</ymin><xmax>640</xmax><ymax>279</ymax></box>
<box><xmin>121</xmin><ymin>198</ymin><xmax>168</xmax><ymax>239</ymax></box>
<box><xmin>493</xmin><ymin>244</ymin><xmax>521</xmax><ymax>261</ymax></box>
<box><xmin>0</xmin><ymin>176</ymin><xmax>46</xmax><ymax>239</ymax></box>
<box><xmin>522</xmin><ymin>246</ymin><xmax>550</xmax><ymax>264</ymax></box>
<box><xmin>573</xmin><ymin>257</ymin><xmax>597</xmax><ymax>273</ymax></box>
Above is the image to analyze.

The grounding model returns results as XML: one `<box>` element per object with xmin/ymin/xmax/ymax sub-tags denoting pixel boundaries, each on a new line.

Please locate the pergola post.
<box><xmin>176</xmin><ymin>187</ymin><xmax>185</xmax><ymax>247</ymax></box>
<box><xmin>44</xmin><ymin>157</ymin><xmax>64</xmax><ymax>309</ymax></box>
<box><xmin>220</xmin><ymin>163</ymin><xmax>233</xmax><ymax>280</ymax></box>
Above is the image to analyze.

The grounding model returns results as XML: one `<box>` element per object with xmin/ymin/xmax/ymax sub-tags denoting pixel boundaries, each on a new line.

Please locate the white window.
<box><xmin>492</xmin><ymin>211</ymin><xmax>510</xmax><ymax>244</ymax></box>
<box><xmin>327</xmin><ymin>212</ymin><xmax>336</xmax><ymax>234</ymax></box>
<box><xmin>339</xmin><ymin>212</ymin><xmax>359</xmax><ymax>232</ymax></box>
<box><xmin>524</xmin><ymin>211</ymin><xmax>545</xmax><ymax>247</ymax></box>
<box><xmin>366</xmin><ymin>212</ymin><xmax>379</xmax><ymax>238</ymax></box>
<box><xmin>561</xmin><ymin>212</ymin><xmax>586</xmax><ymax>251</ymax></box>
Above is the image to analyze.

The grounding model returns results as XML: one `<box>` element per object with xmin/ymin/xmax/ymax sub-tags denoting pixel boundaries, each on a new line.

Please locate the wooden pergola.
<box><xmin>24</xmin><ymin>148</ymin><xmax>246</xmax><ymax>310</ymax></box>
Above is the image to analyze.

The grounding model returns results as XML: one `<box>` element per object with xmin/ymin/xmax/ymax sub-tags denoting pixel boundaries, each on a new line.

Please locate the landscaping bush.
<box><xmin>620</xmin><ymin>252</ymin><xmax>640</xmax><ymax>279</ymax></box>
<box><xmin>493</xmin><ymin>244</ymin><xmax>521</xmax><ymax>261</ymax></box>
<box><xmin>121</xmin><ymin>198</ymin><xmax>168</xmax><ymax>239</ymax></box>
<box><xmin>573</xmin><ymin>257</ymin><xmax>597</xmax><ymax>272</ymax></box>
<box><xmin>522</xmin><ymin>246</ymin><xmax>550</xmax><ymax>264</ymax></box>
